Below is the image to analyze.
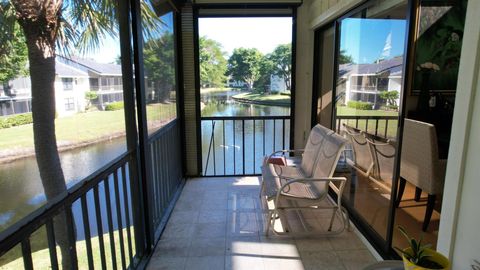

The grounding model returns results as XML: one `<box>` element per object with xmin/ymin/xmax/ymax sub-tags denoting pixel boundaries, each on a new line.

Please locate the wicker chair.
<box><xmin>396</xmin><ymin>119</ymin><xmax>447</xmax><ymax>231</ymax></box>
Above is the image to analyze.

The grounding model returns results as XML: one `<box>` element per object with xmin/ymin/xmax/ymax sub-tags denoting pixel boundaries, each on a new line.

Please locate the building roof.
<box><xmin>57</xmin><ymin>55</ymin><xmax>122</xmax><ymax>76</ymax></box>
<box><xmin>55</xmin><ymin>61</ymin><xmax>89</xmax><ymax>78</ymax></box>
<box><xmin>339</xmin><ymin>57</ymin><xmax>403</xmax><ymax>77</ymax></box>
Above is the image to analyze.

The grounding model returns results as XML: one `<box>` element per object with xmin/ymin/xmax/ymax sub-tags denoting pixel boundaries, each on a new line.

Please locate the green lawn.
<box><xmin>0</xmin><ymin>226</ymin><xmax>136</xmax><ymax>270</ymax></box>
<box><xmin>0</xmin><ymin>103</ymin><xmax>177</xmax><ymax>151</ymax></box>
<box><xmin>336</xmin><ymin>106</ymin><xmax>399</xmax><ymax>138</ymax></box>
<box><xmin>232</xmin><ymin>92</ymin><xmax>290</xmax><ymax>106</ymax></box>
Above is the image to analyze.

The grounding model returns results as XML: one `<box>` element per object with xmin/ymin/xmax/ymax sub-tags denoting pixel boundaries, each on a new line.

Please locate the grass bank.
<box><xmin>0</xmin><ymin>226</ymin><xmax>136</xmax><ymax>269</ymax></box>
<box><xmin>0</xmin><ymin>103</ymin><xmax>176</xmax><ymax>160</ymax></box>
<box><xmin>336</xmin><ymin>106</ymin><xmax>399</xmax><ymax>138</ymax></box>
<box><xmin>232</xmin><ymin>92</ymin><xmax>291</xmax><ymax>107</ymax></box>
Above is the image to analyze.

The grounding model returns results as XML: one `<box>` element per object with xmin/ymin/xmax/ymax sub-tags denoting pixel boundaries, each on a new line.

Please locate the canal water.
<box><xmin>0</xmin><ymin>91</ymin><xmax>290</xmax><ymax>237</ymax></box>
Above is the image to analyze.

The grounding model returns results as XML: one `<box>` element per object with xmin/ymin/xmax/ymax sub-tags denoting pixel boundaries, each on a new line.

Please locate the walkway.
<box><xmin>147</xmin><ymin>177</ymin><xmax>377</xmax><ymax>270</ymax></box>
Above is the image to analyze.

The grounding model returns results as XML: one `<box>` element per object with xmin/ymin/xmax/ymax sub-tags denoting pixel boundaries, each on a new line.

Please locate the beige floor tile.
<box><xmin>147</xmin><ymin>257</ymin><xmax>186</xmax><ymax>270</ymax></box>
<box><xmin>225</xmin><ymin>255</ymin><xmax>265</xmax><ymax>270</ymax></box>
<box><xmin>226</xmin><ymin>235</ymin><xmax>262</xmax><ymax>256</ymax></box>
<box><xmin>189</xmin><ymin>237</ymin><xmax>226</xmax><ymax>257</ymax></box>
<box><xmin>260</xmin><ymin>237</ymin><xmax>300</xmax><ymax>258</ymax></box>
<box><xmin>185</xmin><ymin>256</ymin><xmax>225</xmax><ymax>270</ymax></box>
<box><xmin>336</xmin><ymin>250</ymin><xmax>377</xmax><ymax>270</ymax></box>
<box><xmin>263</xmin><ymin>257</ymin><xmax>305</xmax><ymax>270</ymax></box>
<box><xmin>152</xmin><ymin>238</ymin><xmax>191</xmax><ymax>258</ymax></box>
<box><xmin>151</xmin><ymin>177</ymin><xmax>375</xmax><ymax>270</ymax></box>
<box><xmin>198</xmin><ymin>210</ymin><xmax>228</xmax><ymax>223</ymax></box>
<box><xmin>228</xmin><ymin>193</ymin><xmax>256</xmax><ymax>210</ymax></box>
<box><xmin>327</xmin><ymin>232</ymin><xmax>367</xmax><ymax>251</ymax></box>
<box><xmin>300</xmin><ymin>251</ymin><xmax>346</xmax><ymax>270</ymax></box>
<box><xmin>295</xmin><ymin>238</ymin><xmax>333</xmax><ymax>252</ymax></box>
<box><xmin>227</xmin><ymin>211</ymin><xmax>259</xmax><ymax>236</ymax></box>
<box><xmin>162</xmin><ymin>222</ymin><xmax>195</xmax><ymax>239</ymax></box>
<box><xmin>202</xmin><ymin>198</ymin><xmax>229</xmax><ymax>210</ymax></box>
<box><xmin>193</xmin><ymin>222</ymin><xmax>227</xmax><ymax>238</ymax></box>
<box><xmin>169</xmin><ymin>210</ymin><xmax>199</xmax><ymax>224</ymax></box>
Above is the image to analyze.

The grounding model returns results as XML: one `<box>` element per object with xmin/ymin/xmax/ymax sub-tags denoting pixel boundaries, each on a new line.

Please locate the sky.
<box><xmin>82</xmin><ymin>12</ymin><xmax>175</xmax><ymax>63</ymax></box>
<box><xmin>199</xmin><ymin>17</ymin><xmax>293</xmax><ymax>56</ymax></box>
<box><xmin>340</xmin><ymin>18</ymin><xmax>407</xmax><ymax>64</ymax></box>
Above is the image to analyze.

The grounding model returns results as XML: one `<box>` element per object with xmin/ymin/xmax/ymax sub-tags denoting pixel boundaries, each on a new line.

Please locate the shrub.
<box><xmin>105</xmin><ymin>102</ymin><xmax>124</xmax><ymax>111</ymax></box>
<box><xmin>0</xmin><ymin>113</ymin><xmax>33</xmax><ymax>129</ymax></box>
<box><xmin>347</xmin><ymin>100</ymin><xmax>373</xmax><ymax>110</ymax></box>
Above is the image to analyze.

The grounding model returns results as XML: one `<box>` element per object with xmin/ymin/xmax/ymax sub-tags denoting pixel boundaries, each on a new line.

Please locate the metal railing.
<box><xmin>0</xmin><ymin>122</ymin><xmax>184</xmax><ymax>269</ymax></box>
<box><xmin>91</xmin><ymin>85</ymin><xmax>124</xmax><ymax>92</ymax></box>
<box><xmin>147</xmin><ymin>120</ymin><xmax>184</xmax><ymax>240</ymax></box>
<box><xmin>335</xmin><ymin>115</ymin><xmax>398</xmax><ymax>139</ymax></box>
<box><xmin>0</xmin><ymin>152</ymin><xmax>139</xmax><ymax>269</ymax></box>
<box><xmin>201</xmin><ymin>116</ymin><xmax>291</xmax><ymax>176</ymax></box>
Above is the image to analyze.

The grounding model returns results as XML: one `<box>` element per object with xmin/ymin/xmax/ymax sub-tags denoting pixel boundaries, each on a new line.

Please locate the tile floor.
<box><xmin>147</xmin><ymin>177</ymin><xmax>377</xmax><ymax>270</ymax></box>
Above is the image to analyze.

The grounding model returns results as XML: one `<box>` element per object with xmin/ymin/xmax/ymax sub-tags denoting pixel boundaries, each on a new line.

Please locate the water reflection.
<box><xmin>0</xmin><ymin>137</ymin><xmax>126</xmax><ymax>232</ymax></box>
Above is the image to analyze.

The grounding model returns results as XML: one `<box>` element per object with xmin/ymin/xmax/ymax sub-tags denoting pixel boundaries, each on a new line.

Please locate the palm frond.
<box><xmin>64</xmin><ymin>0</ymin><xmax>118</xmax><ymax>56</ymax></box>
<box><xmin>140</xmin><ymin>0</ymin><xmax>166</xmax><ymax>42</ymax></box>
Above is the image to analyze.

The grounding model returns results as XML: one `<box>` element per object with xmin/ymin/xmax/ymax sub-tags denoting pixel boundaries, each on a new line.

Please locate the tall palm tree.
<box><xmin>1</xmin><ymin>0</ymin><xmax>161</xmax><ymax>267</ymax></box>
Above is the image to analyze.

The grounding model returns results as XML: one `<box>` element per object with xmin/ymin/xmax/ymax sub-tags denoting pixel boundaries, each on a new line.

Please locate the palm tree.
<box><xmin>1</xmin><ymin>0</ymin><xmax>161</xmax><ymax>267</ymax></box>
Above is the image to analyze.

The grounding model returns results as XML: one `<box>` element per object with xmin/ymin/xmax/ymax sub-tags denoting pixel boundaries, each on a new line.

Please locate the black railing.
<box><xmin>336</xmin><ymin>115</ymin><xmax>398</xmax><ymax>138</ymax></box>
<box><xmin>201</xmin><ymin>116</ymin><xmax>291</xmax><ymax>176</ymax></box>
<box><xmin>147</xmin><ymin>120</ymin><xmax>184</xmax><ymax>240</ymax></box>
<box><xmin>0</xmin><ymin>152</ymin><xmax>139</xmax><ymax>269</ymax></box>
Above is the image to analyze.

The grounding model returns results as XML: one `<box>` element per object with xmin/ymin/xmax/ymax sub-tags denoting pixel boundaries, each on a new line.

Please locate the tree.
<box><xmin>269</xmin><ymin>43</ymin><xmax>291</xmax><ymax>90</ymax></box>
<box><xmin>84</xmin><ymin>91</ymin><xmax>98</xmax><ymax>110</ymax></box>
<box><xmin>0</xmin><ymin>9</ymin><xmax>28</xmax><ymax>85</ymax></box>
<box><xmin>339</xmin><ymin>49</ymin><xmax>354</xmax><ymax>64</ymax></box>
<box><xmin>255</xmin><ymin>56</ymin><xmax>274</xmax><ymax>92</ymax></box>
<box><xmin>144</xmin><ymin>32</ymin><xmax>175</xmax><ymax>103</ymax></box>
<box><xmin>1</xmin><ymin>0</ymin><xmax>160</xmax><ymax>267</ymax></box>
<box><xmin>227</xmin><ymin>48</ymin><xmax>263</xmax><ymax>91</ymax></box>
<box><xmin>199</xmin><ymin>36</ymin><xmax>227</xmax><ymax>88</ymax></box>
<box><xmin>379</xmin><ymin>90</ymin><xmax>399</xmax><ymax>106</ymax></box>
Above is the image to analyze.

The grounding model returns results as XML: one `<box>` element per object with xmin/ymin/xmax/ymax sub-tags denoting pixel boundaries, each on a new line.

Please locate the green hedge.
<box><xmin>0</xmin><ymin>113</ymin><xmax>33</xmax><ymax>129</ymax></box>
<box><xmin>347</xmin><ymin>100</ymin><xmax>373</xmax><ymax>110</ymax></box>
<box><xmin>105</xmin><ymin>102</ymin><xmax>124</xmax><ymax>111</ymax></box>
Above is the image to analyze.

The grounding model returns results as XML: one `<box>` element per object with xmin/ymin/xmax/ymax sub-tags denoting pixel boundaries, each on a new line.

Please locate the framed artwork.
<box><xmin>411</xmin><ymin>0</ymin><xmax>468</xmax><ymax>95</ymax></box>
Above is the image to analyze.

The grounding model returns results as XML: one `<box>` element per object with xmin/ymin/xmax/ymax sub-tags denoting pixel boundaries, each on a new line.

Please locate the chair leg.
<box><xmin>415</xmin><ymin>187</ymin><xmax>422</xmax><ymax>202</ymax></box>
<box><xmin>395</xmin><ymin>178</ymin><xmax>406</xmax><ymax>208</ymax></box>
<box><xmin>328</xmin><ymin>208</ymin><xmax>337</xmax><ymax>231</ymax></box>
<box><xmin>259</xmin><ymin>181</ymin><xmax>265</xmax><ymax>199</ymax></box>
<box><xmin>423</xmin><ymin>194</ymin><xmax>436</xmax><ymax>232</ymax></box>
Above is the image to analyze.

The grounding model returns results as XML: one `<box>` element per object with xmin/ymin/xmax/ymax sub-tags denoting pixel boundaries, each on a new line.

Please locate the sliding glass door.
<box><xmin>313</xmin><ymin>0</ymin><xmax>410</xmax><ymax>254</ymax></box>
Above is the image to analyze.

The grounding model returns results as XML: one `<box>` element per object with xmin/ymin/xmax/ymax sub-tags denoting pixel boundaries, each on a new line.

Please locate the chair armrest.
<box><xmin>268</xmin><ymin>149</ymin><xmax>305</xmax><ymax>160</ymax></box>
<box><xmin>275</xmin><ymin>177</ymin><xmax>347</xmax><ymax>208</ymax></box>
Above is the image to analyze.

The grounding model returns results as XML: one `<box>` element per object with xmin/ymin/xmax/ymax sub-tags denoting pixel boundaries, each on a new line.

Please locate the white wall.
<box><xmin>437</xmin><ymin>0</ymin><xmax>480</xmax><ymax>268</ymax></box>
<box><xmin>294</xmin><ymin>0</ymin><xmax>362</xmax><ymax>148</ymax></box>
<box><xmin>55</xmin><ymin>77</ymin><xmax>88</xmax><ymax>117</ymax></box>
<box><xmin>293</xmin><ymin>0</ymin><xmax>315</xmax><ymax>148</ymax></box>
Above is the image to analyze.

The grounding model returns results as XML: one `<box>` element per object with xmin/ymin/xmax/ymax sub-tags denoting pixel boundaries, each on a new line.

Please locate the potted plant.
<box><xmin>395</xmin><ymin>226</ymin><xmax>450</xmax><ymax>270</ymax></box>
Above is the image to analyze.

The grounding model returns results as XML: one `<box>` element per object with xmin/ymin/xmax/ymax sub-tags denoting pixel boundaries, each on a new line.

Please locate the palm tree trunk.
<box><xmin>13</xmin><ymin>0</ymin><xmax>73</xmax><ymax>267</ymax></box>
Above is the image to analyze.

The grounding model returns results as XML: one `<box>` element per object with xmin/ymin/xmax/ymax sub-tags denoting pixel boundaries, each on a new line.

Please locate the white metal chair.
<box><xmin>260</xmin><ymin>124</ymin><xmax>349</xmax><ymax>236</ymax></box>
<box><xmin>396</xmin><ymin>118</ymin><xmax>447</xmax><ymax>231</ymax></box>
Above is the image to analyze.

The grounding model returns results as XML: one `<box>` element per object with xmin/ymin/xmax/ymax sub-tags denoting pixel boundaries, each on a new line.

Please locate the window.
<box><xmin>142</xmin><ymin>11</ymin><xmax>178</xmax><ymax>135</ymax></box>
<box><xmin>62</xmin><ymin>78</ymin><xmax>73</xmax><ymax>90</ymax></box>
<box><xmin>64</xmin><ymin>97</ymin><xmax>75</xmax><ymax>111</ymax></box>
